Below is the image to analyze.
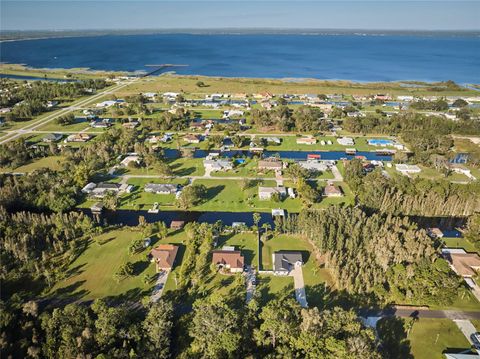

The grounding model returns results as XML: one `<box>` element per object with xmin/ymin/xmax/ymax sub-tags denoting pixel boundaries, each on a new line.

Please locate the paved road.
<box><xmin>0</xmin><ymin>78</ymin><xmax>137</xmax><ymax>145</ymax></box>
<box><xmin>245</xmin><ymin>266</ymin><xmax>256</xmax><ymax>304</ymax></box>
<box><xmin>360</xmin><ymin>308</ymin><xmax>480</xmax><ymax>320</ymax></box>
<box><xmin>150</xmin><ymin>270</ymin><xmax>170</xmax><ymax>303</ymax></box>
<box><xmin>454</xmin><ymin>319</ymin><xmax>478</xmax><ymax>345</ymax></box>
<box><xmin>291</xmin><ymin>265</ymin><xmax>308</xmax><ymax>308</ymax></box>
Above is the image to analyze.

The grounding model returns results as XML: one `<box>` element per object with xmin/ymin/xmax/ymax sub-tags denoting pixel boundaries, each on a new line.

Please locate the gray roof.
<box><xmin>144</xmin><ymin>183</ymin><xmax>178</xmax><ymax>193</ymax></box>
<box><xmin>274</xmin><ymin>251</ymin><xmax>303</xmax><ymax>272</ymax></box>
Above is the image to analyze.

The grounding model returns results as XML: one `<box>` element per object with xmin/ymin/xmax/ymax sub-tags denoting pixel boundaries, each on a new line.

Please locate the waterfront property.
<box><xmin>150</xmin><ymin>244</ymin><xmax>179</xmax><ymax>272</ymax></box>
<box><xmin>144</xmin><ymin>183</ymin><xmax>178</xmax><ymax>195</ymax></box>
<box><xmin>395</xmin><ymin>163</ymin><xmax>422</xmax><ymax>174</ymax></box>
<box><xmin>258</xmin><ymin>186</ymin><xmax>287</xmax><ymax>200</ymax></box>
<box><xmin>212</xmin><ymin>248</ymin><xmax>245</xmax><ymax>273</ymax></box>
<box><xmin>273</xmin><ymin>251</ymin><xmax>303</xmax><ymax>275</ymax></box>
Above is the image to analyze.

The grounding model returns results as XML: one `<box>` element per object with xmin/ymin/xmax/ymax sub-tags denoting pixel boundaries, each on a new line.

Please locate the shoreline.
<box><xmin>1</xmin><ymin>63</ymin><xmax>479</xmax><ymax>88</ymax></box>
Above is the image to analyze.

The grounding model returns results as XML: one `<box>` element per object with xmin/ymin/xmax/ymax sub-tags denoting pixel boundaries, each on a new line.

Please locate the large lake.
<box><xmin>2</xmin><ymin>34</ymin><xmax>479</xmax><ymax>83</ymax></box>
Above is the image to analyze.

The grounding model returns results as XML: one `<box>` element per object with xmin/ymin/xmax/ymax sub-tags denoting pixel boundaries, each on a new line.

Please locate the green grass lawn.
<box><xmin>408</xmin><ymin>319</ymin><xmax>471</xmax><ymax>359</ymax></box>
<box><xmin>260</xmin><ymin>234</ymin><xmax>332</xmax><ymax>306</ymax></box>
<box><xmin>443</xmin><ymin>237</ymin><xmax>478</xmax><ymax>253</ymax></box>
<box><xmin>0</xmin><ymin>155</ymin><xmax>65</xmax><ymax>173</ymax></box>
<box><xmin>49</xmin><ymin>228</ymin><xmax>158</xmax><ymax>302</ymax></box>
<box><xmin>217</xmin><ymin>232</ymin><xmax>259</xmax><ymax>267</ymax></box>
<box><xmin>38</xmin><ymin>118</ymin><xmax>92</xmax><ymax>132</ymax></box>
<box><xmin>123</xmin><ymin>158</ymin><xmax>205</xmax><ymax>177</ymax></box>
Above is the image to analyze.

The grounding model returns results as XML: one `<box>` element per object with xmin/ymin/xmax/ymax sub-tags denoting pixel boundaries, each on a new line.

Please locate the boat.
<box><xmin>375</xmin><ymin>149</ymin><xmax>396</xmax><ymax>155</ymax></box>
<box><xmin>148</xmin><ymin>202</ymin><xmax>160</xmax><ymax>214</ymax></box>
<box><xmin>345</xmin><ymin>148</ymin><xmax>357</xmax><ymax>155</ymax></box>
<box><xmin>307</xmin><ymin>154</ymin><xmax>321</xmax><ymax>160</ymax></box>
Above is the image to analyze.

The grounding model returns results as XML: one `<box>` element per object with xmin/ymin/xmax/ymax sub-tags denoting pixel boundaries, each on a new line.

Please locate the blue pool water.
<box><xmin>2</xmin><ymin>34</ymin><xmax>479</xmax><ymax>83</ymax></box>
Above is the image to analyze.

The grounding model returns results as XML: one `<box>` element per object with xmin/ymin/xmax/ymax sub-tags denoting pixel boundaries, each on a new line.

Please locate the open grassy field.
<box><xmin>408</xmin><ymin>319</ymin><xmax>471</xmax><ymax>359</ymax></box>
<box><xmin>49</xmin><ymin>228</ymin><xmax>159</xmax><ymax>302</ymax></box>
<box><xmin>0</xmin><ymin>155</ymin><xmax>66</xmax><ymax>173</ymax></box>
<box><xmin>0</xmin><ymin>63</ymin><xmax>123</xmax><ymax>80</ymax></box>
<box><xmin>112</xmin><ymin>74</ymin><xmax>479</xmax><ymax>98</ymax></box>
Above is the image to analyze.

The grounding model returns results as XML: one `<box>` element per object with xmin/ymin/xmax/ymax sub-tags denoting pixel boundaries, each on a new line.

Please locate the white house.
<box><xmin>203</xmin><ymin>159</ymin><xmax>234</xmax><ymax>172</ymax></box>
<box><xmin>258</xmin><ymin>186</ymin><xmax>287</xmax><ymax>200</ymax></box>
<box><xmin>395</xmin><ymin>164</ymin><xmax>422</xmax><ymax>174</ymax></box>
<box><xmin>337</xmin><ymin>137</ymin><xmax>355</xmax><ymax>146</ymax></box>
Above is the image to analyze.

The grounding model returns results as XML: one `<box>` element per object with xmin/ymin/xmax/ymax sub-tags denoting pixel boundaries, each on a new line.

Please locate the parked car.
<box><xmin>471</xmin><ymin>332</ymin><xmax>480</xmax><ymax>349</ymax></box>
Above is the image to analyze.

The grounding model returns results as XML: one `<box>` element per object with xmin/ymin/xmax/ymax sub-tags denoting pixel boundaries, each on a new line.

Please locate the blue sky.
<box><xmin>1</xmin><ymin>1</ymin><xmax>479</xmax><ymax>31</ymax></box>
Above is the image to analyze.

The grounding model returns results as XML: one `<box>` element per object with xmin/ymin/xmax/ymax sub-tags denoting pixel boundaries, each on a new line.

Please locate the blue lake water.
<box><xmin>2</xmin><ymin>34</ymin><xmax>479</xmax><ymax>83</ymax></box>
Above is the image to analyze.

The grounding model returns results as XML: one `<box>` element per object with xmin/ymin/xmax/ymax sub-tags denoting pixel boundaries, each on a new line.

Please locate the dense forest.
<box><xmin>0</xmin><ymin>79</ymin><xmax>109</xmax><ymax>122</ymax></box>
<box><xmin>345</xmin><ymin>160</ymin><xmax>480</xmax><ymax>217</ymax></box>
<box><xmin>287</xmin><ymin>207</ymin><xmax>463</xmax><ymax>306</ymax></box>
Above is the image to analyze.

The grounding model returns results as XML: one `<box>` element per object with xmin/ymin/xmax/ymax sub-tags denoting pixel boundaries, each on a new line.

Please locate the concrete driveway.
<box><xmin>291</xmin><ymin>265</ymin><xmax>308</xmax><ymax>308</ymax></box>
<box><xmin>150</xmin><ymin>270</ymin><xmax>170</xmax><ymax>303</ymax></box>
<box><xmin>453</xmin><ymin>319</ymin><xmax>478</xmax><ymax>346</ymax></box>
<box><xmin>245</xmin><ymin>265</ymin><xmax>256</xmax><ymax>304</ymax></box>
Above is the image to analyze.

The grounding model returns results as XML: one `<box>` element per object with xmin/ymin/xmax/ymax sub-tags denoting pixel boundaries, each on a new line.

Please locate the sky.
<box><xmin>1</xmin><ymin>1</ymin><xmax>480</xmax><ymax>31</ymax></box>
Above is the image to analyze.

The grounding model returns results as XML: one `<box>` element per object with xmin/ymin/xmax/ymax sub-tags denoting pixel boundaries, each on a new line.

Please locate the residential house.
<box><xmin>442</xmin><ymin>249</ymin><xmax>480</xmax><ymax>278</ymax></box>
<box><xmin>297</xmin><ymin>159</ymin><xmax>334</xmax><ymax>172</ymax></box>
<box><xmin>150</xmin><ymin>244</ymin><xmax>179</xmax><ymax>272</ymax></box>
<box><xmin>203</xmin><ymin>159</ymin><xmax>234</xmax><ymax>172</ymax></box>
<box><xmin>43</xmin><ymin>133</ymin><xmax>63</xmax><ymax>143</ymax></box>
<box><xmin>446</xmin><ymin>163</ymin><xmax>475</xmax><ymax>179</ymax></box>
<box><xmin>65</xmin><ymin>133</ymin><xmax>92</xmax><ymax>142</ymax></box>
<box><xmin>122</xmin><ymin>121</ymin><xmax>139</xmax><ymax>129</ymax></box>
<box><xmin>90</xmin><ymin>119</ymin><xmax>112</xmax><ymax>128</ymax></box>
<box><xmin>95</xmin><ymin>100</ymin><xmax>124</xmax><ymax>108</ymax></box>
<box><xmin>258</xmin><ymin>159</ymin><xmax>283</xmax><ymax>171</ymax></box>
<box><xmin>323</xmin><ymin>183</ymin><xmax>343</xmax><ymax>197</ymax></box>
<box><xmin>46</xmin><ymin>100</ymin><xmax>59</xmax><ymax>108</ymax></box>
<box><xmin>265</xmin><ymin>137</ymin><xmax>281</xmax><ymax>145</ymax></box>
<box><xmin>144</xmin><ymin>183</ymin><xmax>178</xmax><ymax>194</ymax></box>
<box><xmin>296</xmin><ymin>137</ymin><xmax>317</xmax><ymax>145</ymax></box>
<box><xmin>337</xmin><ymin>137</ymin><xmax>355</xmax><ymax>146</ymax></box>
<box><xmin>273</xmin><ymin>251</ymin><xmax>303</xmax><ymax>275</ymax></box>
<box><xmin>395</xmin><ymin>164</ymin><xmax>422</xmax><ymax>174</ymax></box>
<box><xmin>84</xmin><ymin>182</ymin><xmax>133</xmax><ymax>198</ymax></box>
<box><xmin>120</xmin><ymin>155</ymin><xmax>141</xmax><ymax>167</ymax></box>
<box><xmin>211</xmin><ymin>248</ymin><xmax>244</xmax><ymax>273</ymax></box>
<box><xmin>184</xmin><ymin>134</ymin><xmax>202</xmax><ymax>144</ymax></box>
<box><xmin>258</xmin><ymin>186</ymin><xmax>287</xmax><ymax>200</ymax></box>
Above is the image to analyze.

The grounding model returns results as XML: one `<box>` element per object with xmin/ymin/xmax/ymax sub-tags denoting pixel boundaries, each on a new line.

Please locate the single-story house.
<box><xmin>337</xmin><ymin>137</ymin><xmax>355</xmax><ymax>146</ymax></box>
<box><xmin>203</xmin><ymin>159</ymin><xmax>234</xmax><ymax>172</ymax></box>
<box><xmin>265</xmin><ymin>137</ymin><xmax>281</xmax><ymax>145</ymax></box>
<box><xmin>43</xmin><ymin>133</ymin><xmax>63</xmax><ymax>143</ymax></box>
<box><xmin>150</xmin><ymin>244</ymin><xmax>179</xmax><ymax>272</ymax></box>
<box><xmin>65</xmin><ymin>133</ymin><xmax>92</xmax><ymax>142</ymax></box>
<box><xmin>296</xmin><ymin>137</ymin><xmax>317</xmax><ymax>145</ymax></box>
<box><xmin>184</xmin><ymin>134</ymin><xmax>202</xmax><ymax>144</ymax></box>
<box><xmin>90</xmin><ymin>120</ymin><xmax>111</xmax><ymax>129</ymax></box>
<box><xmin>446</xmin><ymin>163</ymin><xmax>474</xmax><ymax>179</ymax></box>
<box><xmin>85</xmin><ymin>182</ymin><xmax>133</xmax><ymax>198</ymax></box>
<box><xmin>170</xmin><ymin>220</ymin><xmax>185</xmax><ymax>230</ymax></box>
<box><xmin>297</xmin><ymin>159</ymin><xmax>334</xmax><ymax>172</ymax></box>
<box><xmin>442</xmin><ymin>249</ymin><xmax>480</xmax><ymax>278</ymax></box>
<box><xmin>96</xmin><ymin>100</ymin><xmax>124</xmax><ymax>108</ymax></box>
<box><xmin>395</xmin><ymin>164</ymin><xmax>422</xmax><ymax>174</ymax></box>
<box><xmin>258</xmin><ymin>186</ymin><xmax>287</xmax><ymax>200</ymax></box>
<box><xmin>323</xmin><ymin>183</ymin><xmax>343</xmax><ymax>197</ymax></box>
<box><xmin>144</xmin><ymin>183</ymin><xmax>178</xmax><ymax>194</ymax></box>
<box><xmin>120</xmin><ymin>155</ymin><xmax>141</xmax><ymax>167</ymax></box>
<box><xmin>122</xmin><ymin>121</ymin><xmax>139</xmax><ymax>129</ymax></box>
<box><xmin>273</xmin><ymin>251</ymin><xmax>303</xmax><ymax>275</ymax></box>
<box><xmin>258</xmin><ymin>160</ymin><xmax>283</xmax><ymax>171</ymax></box>
<box><xmin>211</xmin><ymin>248</ymin><xmax>244</xmax><ymax>273</ymax></box>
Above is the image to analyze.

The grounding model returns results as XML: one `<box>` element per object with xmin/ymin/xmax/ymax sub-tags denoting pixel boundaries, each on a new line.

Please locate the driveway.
<box><xmin>150</xmin><ymin>270</ymin><xmax>170</xmax><ymax>303</ymax></box>
<box><xmin>291</xmin><ymin>265</ymin><xmax>308</xmax><ymax>308</ymax></box>
<box><xmin>245</xmin><ymin>265</ymin><xmax>256</xmax><ymax>304</ymax></box>
<box><xmin>453</xmin><ymin>319</ymin><xmax>478</xmax><ymax>346</ymax></box>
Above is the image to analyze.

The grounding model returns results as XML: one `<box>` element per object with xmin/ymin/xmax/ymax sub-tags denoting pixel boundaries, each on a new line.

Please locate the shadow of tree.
<box><xmin>377</xmin><ymin>316</ymin><xmax>413</xmax><ymax>359</ymax></box>
<box><xmin>205</xmin><ymin>185</ymin><xmax>225</xmax><ymax>200</ymax></box>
